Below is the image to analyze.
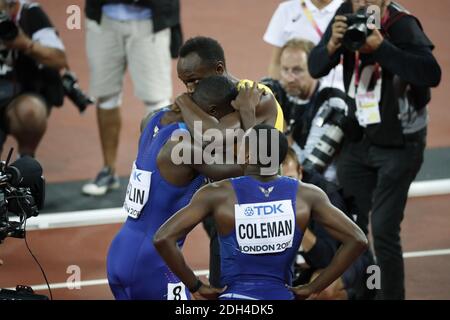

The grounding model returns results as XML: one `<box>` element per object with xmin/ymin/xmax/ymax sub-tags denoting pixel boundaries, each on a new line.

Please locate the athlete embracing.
<box><xmin>154</xmin><ymin>125</ymin><xmax>368</xmax><ymax>300</ymax></box>
<box><xmin>106</xmin><ymin>76</ymin><xmax>259</xmax><ymax>300</ymax></box>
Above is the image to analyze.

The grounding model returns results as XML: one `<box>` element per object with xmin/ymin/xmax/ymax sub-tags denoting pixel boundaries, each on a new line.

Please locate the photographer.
<box><xmin>261</xmin><ymin>38</ymin><xmax>349</xmax><ymax>182</ymax></box>
<box><xmin>83</xmin><ymin>0</ymin><xmax>181</xmax><ymax>196</ymax></box>
<box><xmin>308</xmin><ymin>0</ymin><xmax>441</xmax><ymax>299</ymax></box>
<box><xmin>282</xmin><ymin>148</ymin><xmax>375</xmax><ymax>300</ymax></box>
<box><xmin>0</xmin><ymin>0</ymin><xmax>67</xmax><ymax>158</ymax></box>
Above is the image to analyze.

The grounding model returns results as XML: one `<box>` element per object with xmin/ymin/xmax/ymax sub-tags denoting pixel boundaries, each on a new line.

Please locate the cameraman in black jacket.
<box><xmin>0</xmin><ymin>0</ymin><xmax>67</xmax><ymax>157</ymax></box>
<box><xmin>308</xmin><ymin>0</ymin><xmax>441</xmax><ymax>299</ymax></box>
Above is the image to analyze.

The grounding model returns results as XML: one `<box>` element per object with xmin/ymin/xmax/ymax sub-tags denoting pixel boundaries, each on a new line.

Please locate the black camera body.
<box><xmin>303</xmin><ymin>107</ymin><xmax>348</xmax><ymax>174</ymax></box>
<box><xmin>0</xmin><ymin>10</ymin><xmax>94</xmax><ymax>113</ymax></box>
<box><xmin>343</xmin><ymin>8</ymin><xmax>372</xmax><ymax>51</ymax></box>
<box><xmin>0</xmin><ymin>10</ymin><xmax>18</xmax><ymax>42</ymax></box>
<box><xmin>61</xmin><ymin>71</ymin><xmax>95</xmax><ymax>113</ymax></box>
<box><xmin>0</xmin><ymin>155</ymin><xmax>44</xmax><ymax>243</ymax></box>
<box><xmin>0</xmin><ymin>153</ymin><xmax>48</xmax><ymax>300</ymax></box>
<box><xmin>0</xmin><ymin>285</ymin><xmax>49</xmax><ymax>300</ymax></box>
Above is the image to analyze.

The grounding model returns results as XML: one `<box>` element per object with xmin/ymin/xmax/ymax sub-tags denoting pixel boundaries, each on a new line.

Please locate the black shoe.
<box><xmin>82</xmin><ymin>167</ymin><xmax>120</xmax><ymax>196</ymax></box>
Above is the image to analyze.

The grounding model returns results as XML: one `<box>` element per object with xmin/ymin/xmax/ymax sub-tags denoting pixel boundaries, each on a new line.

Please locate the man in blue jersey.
<box><xmin>154</xmin><ymin>124</ymin><xmax>368</xmax><ymax>300</ymax></box>
<box><xmin>107</xmin><ymin>76</ymin><xmax>262</xmax><ymax>300</ymax></box>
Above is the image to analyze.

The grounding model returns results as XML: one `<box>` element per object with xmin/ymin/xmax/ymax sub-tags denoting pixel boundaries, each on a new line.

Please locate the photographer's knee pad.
<box><xmin>98</xmin><ymin>93</ymin><xmax>123</xmax><ymax>110</ymax></box>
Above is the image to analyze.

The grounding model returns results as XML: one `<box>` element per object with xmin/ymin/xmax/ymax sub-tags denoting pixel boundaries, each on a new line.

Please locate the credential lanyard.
<box><xmin>300</xmin><ymin>0</ymin><xmax>324</xmax><ymax>38</ymax></box>
<box><xmin>354</xmin><ymin>51</ymin><xmax>380</xmax><ymax>92</ymax></box>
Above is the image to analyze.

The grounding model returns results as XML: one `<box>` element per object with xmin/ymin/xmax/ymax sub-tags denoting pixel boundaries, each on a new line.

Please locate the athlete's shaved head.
<box><xmin>177</xmin><ymin>37</ymin><xmax>227</xmax><ymax>93</ymax></box>
<box><xmin>192</xmin><ymin>75</ymin><xmax>237</xmax><ymax>119</ymax></box>
<box><xmin>179</xmin><ymin>36</ymin><xmax>226</xmax><ymax>68</ymax></box>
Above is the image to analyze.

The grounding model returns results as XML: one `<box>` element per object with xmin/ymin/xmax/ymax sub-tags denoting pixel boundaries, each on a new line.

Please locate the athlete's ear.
<box><xmin>208</xmin><ymin>105</ymin><xmax>218</xmax><ymax>117</ymax></box>
<box><xmin>215</xmin><ymin>62</ymin><xmax>225</xmax><ymax>75</ymax></box>
<box><xmin>298</xmin><ymin>165</ymin><xmax>303</xmax><ymax>181</ymax></box>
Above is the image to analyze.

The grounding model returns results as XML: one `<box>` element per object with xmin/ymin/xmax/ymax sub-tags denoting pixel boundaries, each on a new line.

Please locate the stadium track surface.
<box><xmin>0</xmin><ymin>0</ymin><xmax>449</xmax><ymax>300</ymax></box>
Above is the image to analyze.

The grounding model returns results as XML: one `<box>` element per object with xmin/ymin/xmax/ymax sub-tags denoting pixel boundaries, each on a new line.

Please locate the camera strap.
<box><xmin>381</xmin><ymin>12</ymin><xmax>408</xmax><ymax>38</ymax></box>
<box><xmin>353</xmin><ymin>51</ymin><xmax>382</xmax><ymax>127</ymax></box>
<box><xmin>353</xmin><ymin>51</ymin><xmax>380</xmax><ymax>92</ymax></box>
<box><xmin>300</xmin><ymin>0</ymin><xmax>324</xmax><ymax>38</ymax></box>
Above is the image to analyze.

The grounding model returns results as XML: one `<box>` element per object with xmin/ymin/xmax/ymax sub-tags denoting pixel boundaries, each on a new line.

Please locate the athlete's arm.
<box><xmin>154</xmin><ymin>184</ymin><xmax>226</xmax><ymax>299</ymax></box>
<box><xmin>290</xmin><ymin>183</ymin><xmax>368</xmax><ymax>299</ymax></box>
<box><xmin>191</xmin><ymin>162</ymin><xmax>244</xmax><ymax>181</ymax></box>
<box><xmin>162</xmin><ymin>138</ymin><xmax>244</xmax><ymax>182</ymax></box>
<box><xmin>175</xmin><ymin>85</ymin><xmax>278</xmax><ymax>135</ymax></box>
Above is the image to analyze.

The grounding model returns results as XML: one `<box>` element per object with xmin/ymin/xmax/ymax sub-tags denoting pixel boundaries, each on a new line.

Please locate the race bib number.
<box><xmin>123</xmin><ymin>162</ymin><xmax>151</xmax><ymax>219</ymax></box>
<box><xmin>355</xmin><ymin>91</ymin><xmax>381</xmax><ymax>127</ymax></box>
<box><xmin>235</xmin><ymin>200</ymin><xmax>295</xmax><ymax>255</ymax></box>
<box><xmin>167</xmin><ymin>282</ymin><xmax>188</xmax><ymax>300</ymax></box>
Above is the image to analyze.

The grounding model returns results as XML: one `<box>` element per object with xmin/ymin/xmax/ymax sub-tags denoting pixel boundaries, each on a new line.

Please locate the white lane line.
<box><xmin>7</xmin><ymin>269</ymin><xmax>210</xmax><ymax>292</ymax></box>
<box><xmin>13</xmin><ymin>248</ymin><xmax>450</xmax><ymax>292</ymax></box>
<box><xmin>24</xmin><ymin>178</ymin><xmax>450</xmax><ymax>231</ymax></box>
<box><xmin>408</xmin><ymin>179</ymin><xmax>450</xmax><ymax>197</ymax></box>
<box><xmin>402</xmin><ymin>248</ymin><xmax>450</xmax><ymax>258</ymax></box>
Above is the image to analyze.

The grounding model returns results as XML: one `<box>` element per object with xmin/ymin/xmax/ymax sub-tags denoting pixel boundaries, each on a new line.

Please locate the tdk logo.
<box><xmin>244</xmin><ymin>207</ymin><xmax>254</xmax><ymax>216</ymax></box>
<box><xmin>244</xmin><ymin>204</ymin><xmax>284</xmax><ymax>216</ymax></box>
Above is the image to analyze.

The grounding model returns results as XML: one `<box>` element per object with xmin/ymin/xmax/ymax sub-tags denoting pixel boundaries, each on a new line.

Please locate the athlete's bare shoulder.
<box><xmin>294</xmin><ymin>181</ymin><xmax>328</xmax><ymax>230</ymax></box>
<box><xmin>204</xmin><ymin>179</ymin><xmax>234</xmax><ymax>198</ymax></box>
<box><xmin>208</xmin><ymin>180</ymin><xmax>237</xmax><ymax>202</ymax></box>
<box><xmin>140</xmin><ymin>108</ymin><xmax>164</xmax><ymax>133</ymax></box>
<box><xmin>140</xmin><ymin>105</ymin><xmax>181</xmax><ymax>133</ymax></box>
<box><xmin>297</xmin><ymin>180</ymin><xmax>328</xmax><ymax>204</ymax></box>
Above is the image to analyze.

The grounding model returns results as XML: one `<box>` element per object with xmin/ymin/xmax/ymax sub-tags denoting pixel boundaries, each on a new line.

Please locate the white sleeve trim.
<box><xmin>32</xmin><ymin>28</ymin><xmax>65</xmax><ymax>51</ymax></box>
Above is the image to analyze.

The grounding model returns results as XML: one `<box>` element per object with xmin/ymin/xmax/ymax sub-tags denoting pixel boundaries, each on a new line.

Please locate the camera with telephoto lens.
<box><xmin>0</xmin><ymin>153</ymin><xmax>44</xmax><ymax>243</ymax></box>
<box><xmin>0</xmin><ymin>151</ymin><xmax>48</xmax><ymax>300</ymax></box>
<box><xmin>61</xmin><ymin>71</ymin><xmax>95</xmax><ymax>113</ymax></box>
<box><xmin>303</xmin><ymin>107</ymin><xmax>347</xmax><ymax>174</ymax></box>
<box><xmin>0</xmin><ymin>6</ymin><xmax>93</xmax><ymax>113</ymax></box>
<box><xmin>0</xmin><ymin>285</ymin><xmax>49</xmax><ymax>300</ymax></box>
<box><xmin>343</xmin><ymin>7</ymin><xmax>372</xmax><ymax>51</ymax></box>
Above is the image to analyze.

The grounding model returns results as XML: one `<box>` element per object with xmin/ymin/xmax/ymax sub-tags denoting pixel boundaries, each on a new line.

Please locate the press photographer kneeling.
<box><xmin>0</xmin><ymin>0</ymin><xmax>89</xmax><ymax>158</ymax></box>
<box><xmin>308</xmin><ymin>0</ymin><xmax>441</xmax><ymax>299</ymax></box>
<box><xmin>261</xmin><ymin>39</ymin><xmax>351</xmax><ymax>183</ymax></box>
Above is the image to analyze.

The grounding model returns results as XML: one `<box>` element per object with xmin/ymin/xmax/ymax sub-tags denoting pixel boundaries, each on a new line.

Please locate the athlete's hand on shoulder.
<box><xmin>288</xmin><ymin>284</ymin><xmax>319</xmax><ymax>300</ymax></box>
<box><xmin>231</xmin><ymin>81</ymin><xmax>264</xmax><ymax>112</ymax></box>
<box><xmin>192</xmin><ymin>284</ymin><xmax>227</xmax><ymax>300</ymax></box>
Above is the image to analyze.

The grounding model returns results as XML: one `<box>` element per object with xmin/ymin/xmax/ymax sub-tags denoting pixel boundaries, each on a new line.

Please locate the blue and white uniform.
<box><xmin>219</xmin><ymin>176</ymin><xmax>303</xmax><ymax>300</ymax></box>
<box><xmin>107</xmin><ymin>109</ymin><xmax>205</xmax><ymax>300</ymax></box>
